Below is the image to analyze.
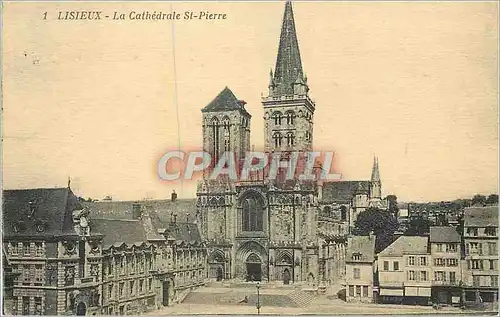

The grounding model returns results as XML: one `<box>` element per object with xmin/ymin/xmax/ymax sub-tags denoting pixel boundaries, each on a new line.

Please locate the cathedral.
<box><xmin>195</xmin><ymin>1</ymin><xmax>386</xmax><ymax>286</ymax></box>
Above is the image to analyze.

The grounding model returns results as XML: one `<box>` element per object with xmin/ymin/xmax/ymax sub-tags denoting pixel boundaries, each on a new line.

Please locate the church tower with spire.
<box><xmin>370</xmin><ymin>156</ymin><xmax>382</xmax><ymax>199</ymax></box>
<box><xmin>262</xmin><ymin>1</ymin><xmax>315</xmax><ymax>154</ymax></box>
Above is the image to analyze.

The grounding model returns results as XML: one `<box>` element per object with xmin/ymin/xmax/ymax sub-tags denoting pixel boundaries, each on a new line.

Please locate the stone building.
<box><xmin>377</xmin><ymin>236</ymin><xmax>432</xmax><ymax>305</ymax></box>
<box><xmin>345</xmin><ymin>235</ymin><xmax>376</xmax><ymax>303</ymax></box>
<box><xmin>195</xmin><ymin>1</ymin><xmax>383</xmax><ymax>286</ymax></box>
<box><xmin>3</xmin><ymin>187</ymin><xmax>102</xmax><ymax>315</ymax></box>
<box><xmin>3</xmin><ymin>187</ymin><xmax>207</xmax><ymax>315</ymax></box>
<box><xmin>429</xmin><ymin>226</ymin><xmax>462</xmax><ymax>306</ymax></box>
<box><xmin>462</xmin><ymin>206</ymin><xmax>498</xmax><ymax>307</ymax></box>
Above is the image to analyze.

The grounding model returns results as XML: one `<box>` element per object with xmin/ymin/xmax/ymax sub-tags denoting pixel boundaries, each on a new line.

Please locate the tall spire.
<box><xmin>272</xmin><ymin>1</ymin><xmax>306</xmax><ymax>96</ymax></box>
<box><xmin>371</xmin><ymin>156</ymin><xmax>380</xmax><ymax>182</ymax></box>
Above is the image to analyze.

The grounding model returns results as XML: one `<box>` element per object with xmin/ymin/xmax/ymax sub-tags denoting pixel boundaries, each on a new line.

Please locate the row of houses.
<box><xmin>2</xmin><ymin>187</ymin><xmax>207</xmax><ymax>315</ymax></box>
<box><xmin>345</xmin><ymin>206</ymin><xmax>498</xmax><ymax>308</ymax></box>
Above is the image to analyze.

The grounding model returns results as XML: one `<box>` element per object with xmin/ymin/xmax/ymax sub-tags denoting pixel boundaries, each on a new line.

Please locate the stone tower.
<box><xmin>370</xmin><ymin>156</ymin><xmax>382</xmax><ymax>199</ymax></box>
<box><xmin>262</xmin><ymin>1</ymin><xmax>315</xmax><ymax>154</ymax></box>
<box><xmin>202</xmin><ymin>87</ymin><xmax>251</xmax><ymax>168</ymax></box>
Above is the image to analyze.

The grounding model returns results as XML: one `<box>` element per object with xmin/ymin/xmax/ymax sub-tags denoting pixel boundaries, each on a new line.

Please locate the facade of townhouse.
<box><xmin>429</xmin><ymin>226</ymin><xmax>462</xmax><ymax>306</ymax></box>
<box><xmin>462</xmin><ymin>206</ymin><xmax>498</xmax><ymax>306</ymax></box>
<box><xmin>345</xmin><ymin>235</ymin><xmax>376</xmax><ymax>303</ymax></box>
<box><xmin>3</xmin><ymin>187</ymin><xmax>208</xmax><ymax>316</ymax></box>
<box><xmin>377</xmin><ymin>236</ymin><xmax>432</xmax><ymax>305</ymax></box>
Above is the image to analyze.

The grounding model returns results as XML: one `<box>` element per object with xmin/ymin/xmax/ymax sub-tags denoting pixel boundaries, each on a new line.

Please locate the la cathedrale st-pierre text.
<box><xmin>51</xmin><ymin>10</ymin><xmax>227</xmax><ymax>21</ymax></box>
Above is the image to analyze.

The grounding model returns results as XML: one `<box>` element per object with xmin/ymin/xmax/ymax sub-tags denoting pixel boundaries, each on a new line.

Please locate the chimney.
<box><xmin>369</xmin><ymin>231</ymin><xmax>375</xmax><ymax>240</ymax></box>
<box><xmin>173</xmin><ymin>214</ymin><xmax>177</xmax><ymax>224</ymax></box>
<box><xmin>171</xmin><ymin>190</ymin><xmax>178</xmax><ymax>202</ymax></box>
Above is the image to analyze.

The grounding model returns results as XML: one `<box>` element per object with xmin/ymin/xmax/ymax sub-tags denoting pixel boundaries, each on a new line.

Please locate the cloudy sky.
<box><xmin>3</xmin><ymin>1</ymin><xmax>498</xmax><ymax>202</ymax></box>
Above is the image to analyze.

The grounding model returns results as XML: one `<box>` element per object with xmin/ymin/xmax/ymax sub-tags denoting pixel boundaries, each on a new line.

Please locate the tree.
<box><xmin>386</xmin><ymin>195</ymin><xmax>399</xmax><ymax>217</ymax></box>
<box><xmin>353</xmin><ymin>207</ymin><xmax>399</xmax><ymax>253</ymax></box>
<box><xmin>405</xmin><ymin>215</ymin><xmax>432</xmax><ymax>236</ymax></box>
<box><xmin>486</xmin><ymin>194</ymin><xmax>499</xmax><ymax>205</ymax></box>
<box><xmin>471</xmin><ymin>194</ymin><xmax>487</xmax><ymax>206</ymax></box>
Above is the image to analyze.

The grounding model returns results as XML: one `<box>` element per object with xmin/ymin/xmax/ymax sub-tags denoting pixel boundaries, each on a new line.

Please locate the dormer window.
<box><xmin>352</xmin><ymin>253</ymin><xmax>361</xmax><ymax>261</ymax></box>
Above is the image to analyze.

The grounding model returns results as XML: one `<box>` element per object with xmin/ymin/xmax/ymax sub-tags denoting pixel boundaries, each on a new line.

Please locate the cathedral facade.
<box><xmin>195</xmin><ymin>1</ymin><xmax>384</xmax><ymax>286</ymax></box>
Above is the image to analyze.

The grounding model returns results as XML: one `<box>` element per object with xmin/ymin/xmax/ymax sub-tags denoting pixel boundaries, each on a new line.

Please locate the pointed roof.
<box><xmin>371</xmin><ymin>156</ymin><xmax>380</xmax><ymax>182</ymax></box>
<box><xmin>202</xmin><ymin>87</ymin><xmax>250</xmax><ymax>116</ymax></box>
<box><xmin>272</xmin><ymin>1</ymin><xmax>305</xmax><ymax>96</ymax></box>
<box><xmin>3</xmin><ymin>188</ymin><xmax>81</xmax><ymax>237</ymax></box>
<box><xmin>378</xmin><ymin>236</ymin><xmax>429</xmax><ymax>256</ymax></box>
<box><xmin>347</xmin><ymin>235</ymin><xmax>376</xmax><ymax>263</ymax></box>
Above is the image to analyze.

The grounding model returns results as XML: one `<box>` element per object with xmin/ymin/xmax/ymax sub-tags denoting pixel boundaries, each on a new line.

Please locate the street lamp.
<box><xmin>256</xmin><ymin>282</ymin><xmax>261</xmax><ymax>315</ymax></box>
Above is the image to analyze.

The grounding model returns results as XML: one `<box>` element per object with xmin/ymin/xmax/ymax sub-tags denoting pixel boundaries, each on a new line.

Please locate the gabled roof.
<box><xmin>201</xmin><ymin>87</ymin><xmax>250</xmax><ymax>116</ymax></box>
<box><xmin>347</xmin><ymin>235</ymin><xmax>376</xmax><ymax>263</ymax></box>
<box><xmin>429</xmin><ymin>226</ymin><xmax>461</xmax><ymax>243</ymax></box>
<box><xmin>91</xmin><ymin>218</ymin><xmax>150</xmax><ymax>248</ymax></box>
<box><xmin>378</xmin><ymin>236</ymin><xmax>428</xmax><ymax>257</ymax></box>
<box><xmin>83</xmin><ymin>198</ymin><xmax>197</xmax><ymax>223</ymax></box>
<box><xmin>3</xmin><ymin>188</ymin><xmax>80</xmax><ymax>238</ymax></box>
<box><xmin>321</xmin><ymin>181</ymin><xmax>371</xmax><ymax>202</ymax></box>
<box><xmin>86</xmin><ymin>199</ymin><xmax>203</xmax><ymax>244</ymax></box>
<box><xmin>464</xmin><ymin>206</ymin><xmax>498</xmax><ymax>227</ymax></box>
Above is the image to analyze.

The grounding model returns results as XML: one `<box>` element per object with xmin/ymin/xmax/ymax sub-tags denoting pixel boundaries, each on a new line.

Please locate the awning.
<box><xmin>405</xmin><ymin>286</ymin><xmax>431</xmax><ymax>297</ymax></box>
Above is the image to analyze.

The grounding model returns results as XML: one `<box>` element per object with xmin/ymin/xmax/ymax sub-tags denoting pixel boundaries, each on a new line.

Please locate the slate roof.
<box><xmin>321</xmin><ymin>181</ymin><xmax>371</xmax><ymax>203</ymax></box>
<box><xmin>464</xmin><ymin>206</ymin><xmax>498</xmax><ymax>227</ymax></box>
<box><xmin>346</xmin><ymin>235</ymin><xmax>376</xmax><ymax>263</ymax></box>
<box><xmin>429</xmin><ymin>226</ymin><xmax>461</xmax><ymax>243</ymax></box>
<box><xmin>378</xmin><ymin>236</ymin><xmax>429</xmax><ymax>257</ymax></box>
<box><xmin>164</xmin><ymin>222</ymin><xmax>202</xmax><ymax>243</ymax></box>
<box><xmin>3</xmin><ymin>188</ymin><xmax>81</xmax><ymax>238</ymax></box>
<box><xmin>201</xmin><ymin>87</ymin><xmax>250</xmax><ymax>116</ymax></box>
<box><xmin>83</xmin><ymin>199</ymin><xmax>197</xmax><ymax>223</ymax></box>
<box><xmin>272</xmin><ymin>1</ymin><xmax>305</xmax><ymax>96</ymax></box>
<box><xmin>87</xmin><ymin>198</ymin><xmax>203</xmax><ymax>245</ymax></box>
<box><xmin>91</xmin><ymin>218</ymin><xmax>149</xmax><ymax>248</ymax></box>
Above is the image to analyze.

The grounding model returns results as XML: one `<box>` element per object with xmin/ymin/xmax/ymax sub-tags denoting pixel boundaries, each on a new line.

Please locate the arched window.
<box><xmin>211</xmin><ymin>117</ymin><xmax>220</xmax><ymax>165</ymax></box>
<box><xmin>285</xmin><ymin>132</ymin><xmax>295</xmax><ymax>146</ymax></box>
<box><xmin>242</xmin><ymin>195</ymin><xmax>264</xmax><ymax>232</ymax></box>
<box><xmin>340</xmin><ymin>206</ymin><xmax>347</xmax><ymax>221</ymax></box>
<box><xmin>222</xmin><ymin>117</ymin><xmax>230</xmax><ymax>151</ymax></box>
<box><xmin>285</xmin><ymin>111</ymin><xmax>295</xmax><ymax>125</ymax></box>
<box><xmin>272</xmin><ymin>112</ymin><xmax>282</xmax><ymax>125</ymax></box>
<box><xmin>273</xmin><ymin>132</ymin><xmax>282</xmax><ymax>148</ymax></box>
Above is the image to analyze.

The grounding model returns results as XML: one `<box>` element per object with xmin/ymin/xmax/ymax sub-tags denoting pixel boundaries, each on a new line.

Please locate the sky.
<box><xmin>2</xmin><ymin>1</ymin><xmax>498</xmax><ymax>202</ymax></box>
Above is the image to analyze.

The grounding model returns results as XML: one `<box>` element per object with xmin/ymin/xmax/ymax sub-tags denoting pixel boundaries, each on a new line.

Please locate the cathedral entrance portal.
<box><xmin>209</xmin><ymin>250</ymin><xmax>226</xmax><ymax>281</ymax></box>
<box><xmin>216</xmin><ymin>267</ymin><xmax>224</xmax><ymax>281</ymax></box>
<box><xmin>246</xmin><ymin>253</ymin><xmax>262</xmax><ymax>282</ymax></box>
<box><xmin>283</xmin><ymin>269</ymin><xmax>291</xmax><ymax>285</ymax></box>
<box><xmin>76</xmin><ymin>302</ymin><xmax>86</xmax><ymax>316</ymax></box>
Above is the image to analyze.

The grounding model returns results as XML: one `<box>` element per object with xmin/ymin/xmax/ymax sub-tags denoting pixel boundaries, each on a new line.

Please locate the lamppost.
<box><xmin>256</xmin><ymin>282</ymin><xmax>261</xmax><ymax>315</ymax></box>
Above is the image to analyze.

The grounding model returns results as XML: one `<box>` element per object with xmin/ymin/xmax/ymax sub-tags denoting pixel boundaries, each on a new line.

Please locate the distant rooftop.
<box><xmin>464</xmin><ymin>206</ymin><xmax>498</xmax><ymax>227</ymax></box>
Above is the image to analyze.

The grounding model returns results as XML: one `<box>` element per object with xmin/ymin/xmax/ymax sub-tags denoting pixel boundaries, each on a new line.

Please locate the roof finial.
<box><xmin>67</xmin><ymin>176</ymin><xmax>71</xmax><ymax>189</ymax></box>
